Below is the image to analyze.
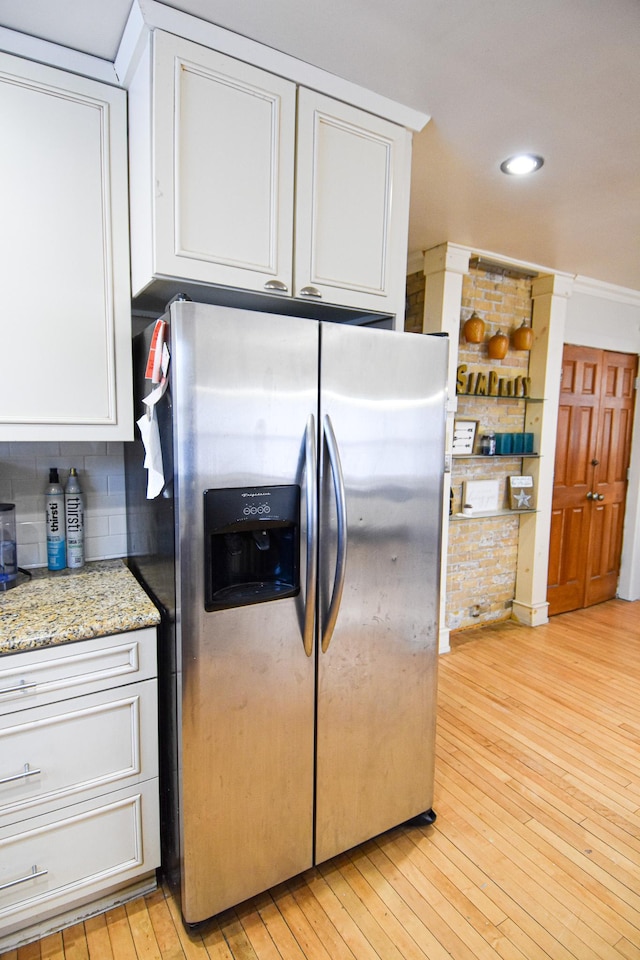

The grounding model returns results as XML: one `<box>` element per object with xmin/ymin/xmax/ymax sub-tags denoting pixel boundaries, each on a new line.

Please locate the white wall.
<box><xmin>0</xmin><ymin>441</ymin><xmax>127</xmax><ymax>568</ymax></box>
<box><xmin>564</xmin><ymin>282</ymin><xmax>640</xmax><ymax>600</ymax></box>
<box><xmin>565</xmin><ymin>288</ymin><xmax>640</xmax><ymax>353</ymax></box>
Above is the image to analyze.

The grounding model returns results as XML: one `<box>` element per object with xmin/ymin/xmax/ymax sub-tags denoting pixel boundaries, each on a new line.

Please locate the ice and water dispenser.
<box><xmin>203</xmin><ymin>485</ymin><xmax>300</xmax><ymax>611</ymax></box>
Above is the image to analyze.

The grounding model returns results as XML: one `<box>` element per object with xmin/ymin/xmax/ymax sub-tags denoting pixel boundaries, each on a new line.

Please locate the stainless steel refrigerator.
<box><xmin>125</xmin><ymin>300</ymin><xmax>447</xmax><ymax>924</ymax></box>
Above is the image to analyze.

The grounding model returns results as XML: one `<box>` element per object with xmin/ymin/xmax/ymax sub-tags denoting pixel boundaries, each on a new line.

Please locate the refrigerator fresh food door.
<box><xmin>170</xmin><ymin>303</ymin><xmax>319</xmax><ymax>922</ymax></box>
<box><xmin>315</xmin><ymin>322</ymin><xmax>447</xmax><ymax>864</ymax></box>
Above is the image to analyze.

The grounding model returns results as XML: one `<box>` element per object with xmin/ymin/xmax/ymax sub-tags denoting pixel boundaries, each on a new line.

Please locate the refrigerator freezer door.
<box><xmin>170</xmin><ymin>303</ymin><xmax>319</xmax><ymax>922</ymax></box>
<box><xmin>315</xmin><ymin>323</ymin><xmax>447</xmax><ymax>864</ymax></box>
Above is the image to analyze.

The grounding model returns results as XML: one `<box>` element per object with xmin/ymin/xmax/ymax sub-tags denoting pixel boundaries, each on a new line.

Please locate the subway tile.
<box><xmin>85</xmin><ymin>516</ymin><xmax>110</xmax><ymax>537</ymax></box>
<box><xmin>109</xmin><ymin>514</ymin><xmax>127</xmax><ymax>535</ymax></box>
<box><xmin>17</xmin><ymin>542</ymin><xmax>42</xmax><ymax>567</ymax></box>
<box><xmin>10</xmin><ymin>442</ymin><xmax>60</xmax><ymax>457</ymax></box>
<box><xmin>0</xmin><ymin>458</ymin><xmax>38</xmax><ymax>481</ymax></box>
<box><xmin>85</xmin><ymin>534</ymin><xmax>127</xmax><ymax>561</ymax></box>
<box><xmin>60</xmin><ymin>442</ymin><xmax>108</xmax><ymax>457</ymax></box>
<box><xmin>83</xmin><ymin>454</ymin><xmax>126</xmax><ymax>474</ymax></box>
<box><xmin>17</xmin><ymin>520</ymin><xmax>45</xmax><ymax>544</ymax></box>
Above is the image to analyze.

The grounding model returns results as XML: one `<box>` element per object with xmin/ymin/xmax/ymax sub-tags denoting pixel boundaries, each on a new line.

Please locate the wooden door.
<box><xmin>547</xmin><ymin>345</ymin><xmax>637</xmax><ymax>615</ymax></box>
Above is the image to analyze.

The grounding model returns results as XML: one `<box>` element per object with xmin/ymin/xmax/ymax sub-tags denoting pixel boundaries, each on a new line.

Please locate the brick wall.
<box><xmin>405</xmin><ymin>271</ymin><xmax>425</xmax><ymax>333</ymax></box>
<box><xmin>405</xmin><ymin>263</ymin><xmax>535</xmax><ymax>634</ymax></box>
<box><xmin>450</xmin><ymin>265</ymin><xmax>534</xmax><ymax>631</ymax></box>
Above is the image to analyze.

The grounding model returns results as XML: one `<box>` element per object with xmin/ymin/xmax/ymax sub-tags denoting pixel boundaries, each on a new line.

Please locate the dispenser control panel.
<box><xmin>203</xmin><ymin>485</ymin><xmax>300</xmax><ymax>612</ymax></box>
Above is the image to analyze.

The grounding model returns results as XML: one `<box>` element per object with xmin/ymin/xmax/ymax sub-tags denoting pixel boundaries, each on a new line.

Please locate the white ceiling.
<box><xmin>1</xmin><ymin>0</ymin><xmax>639</xmax><ymax>292</ymax></box>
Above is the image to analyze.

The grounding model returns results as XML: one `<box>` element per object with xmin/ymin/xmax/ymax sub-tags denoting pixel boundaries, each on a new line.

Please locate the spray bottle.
<box><xmin>65</xmin><ymin>467</ymin><xmax>85</xmax><ymax>569</ymax></box>
<box><xmin>45</xmin><ymin>468</ymin><xmax>66</xmax><ymax>570</ymax></box>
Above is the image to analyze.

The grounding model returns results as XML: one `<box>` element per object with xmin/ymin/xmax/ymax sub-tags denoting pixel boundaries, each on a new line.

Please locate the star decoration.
<box><xmin>515</xmin><ymin>490</ymin><xmax>532</xmax><ymax>508</ymax></box>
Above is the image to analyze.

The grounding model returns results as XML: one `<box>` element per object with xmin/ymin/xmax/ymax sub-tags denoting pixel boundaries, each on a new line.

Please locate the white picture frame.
<box><xmin>462</xmin><ymin>479</ymin><xmax>500</xmax><ymax>513</ymax></box>
<box><xmin>452</xmin><ymin>419</ymin><xmax>478</xmax><ymax>456</ymax></box>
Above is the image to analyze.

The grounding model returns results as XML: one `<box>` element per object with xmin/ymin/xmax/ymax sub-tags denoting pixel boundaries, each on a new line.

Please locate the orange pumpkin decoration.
<box><xmin>512</xmin><ymin>320</ymin><xmax>533</xmax><ymax>351</ymax></box>
<box><xmin>462</xmin><ymin>312</ymin><xmax>485</xmax><ymax>343</ymax></box>
<box><xmin>487</xmin><ymin>329</ymin><xmax>509</xmax><ymax>360</ymax></box>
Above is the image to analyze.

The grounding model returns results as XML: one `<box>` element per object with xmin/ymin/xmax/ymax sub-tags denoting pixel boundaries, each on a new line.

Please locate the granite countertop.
<box><xmin>0</xmin><ymin>559</ymin><xmax>161</xmax><ymax>656</ymax></box>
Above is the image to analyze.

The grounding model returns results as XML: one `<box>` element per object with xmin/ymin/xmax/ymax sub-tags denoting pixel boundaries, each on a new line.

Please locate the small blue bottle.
<box><xmin>45</xmin><ymin>468</ymin><xmax>66</xmax><ymax>570</ymax></box>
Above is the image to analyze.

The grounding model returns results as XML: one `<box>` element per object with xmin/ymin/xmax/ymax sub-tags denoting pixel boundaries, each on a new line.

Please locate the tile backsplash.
<box><xmin>0</xmin><ymin>441</ymin><xmax>128</xmax><ymax>568</ymax></box>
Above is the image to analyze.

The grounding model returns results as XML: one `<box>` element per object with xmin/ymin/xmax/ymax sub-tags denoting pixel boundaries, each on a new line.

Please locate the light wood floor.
<box><xmin>4</xmin><ymin>598</ymin><xmax>640</xmax><ymax>960</ymax></box>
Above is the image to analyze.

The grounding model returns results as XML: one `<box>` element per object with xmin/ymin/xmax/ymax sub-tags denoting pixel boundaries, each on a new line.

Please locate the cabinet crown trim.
<box><xmin>118</xmin><ymin>0</ymin><xmax>430</xmax><ymax>130</ymax></box>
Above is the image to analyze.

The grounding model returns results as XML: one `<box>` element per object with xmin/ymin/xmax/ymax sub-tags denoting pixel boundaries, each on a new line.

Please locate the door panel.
<box><xmin>153</xmin><ymin>32</ymin><xmax>296</xmax><ymax>294</ymax></box>
<box><xmin>585</xmin><ymin>351</ymin><xmax>637</xmax><ymax>605</ymax></box>
<box><xmin>294</xmin><ymin>88</ymin><xmax>411</xmax><ymax>314</ymax></box>
<box><xmin>548</xmin><ymin>345</ymin><xmax>636</xmax><ymax>615</ymax></box>
<box><xmin>170</xmin><ymin>304</ymin><xmax>318</xmax><ymax>922</ymax></box>
<box><xmin>314</xmin><ymin>323</ymin><xmax>446</xmax><ymax>864</ymax></box>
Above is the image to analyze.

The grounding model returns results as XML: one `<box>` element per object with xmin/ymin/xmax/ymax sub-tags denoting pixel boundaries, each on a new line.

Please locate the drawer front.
<box><xmin>0</xmin><ymin>780</ymin><xmax>160</xmax><ymax>935</ymax></box>
<box><xmin>0</xmin><ymin>680</ymin><xmax>158</xmax><ymax>827</ymax></box>
<box><xmin>0</xmin><ymin>629</ymin><xmax>157</xmax><ymax>716</ymax></box>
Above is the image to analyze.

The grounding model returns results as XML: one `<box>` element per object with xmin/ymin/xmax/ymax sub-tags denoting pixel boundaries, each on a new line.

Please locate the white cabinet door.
<box><xmin>0</xmin><ymin>629</ymin><xmax>158</xmax><ymax>716</ymax></box>
<box><xmin>129</xmin><ymin>32</ymin><xmax>412</xmax><ymax>322</ymax></box>
<box><xmin>0</xmin><ymin>781</ymin><xmax>160</xmax><ymax>941</ymax></box>
<box><xmin>0</xmin><ymin>52</ymin><xmax>132</xmax><ymax>441</ymax></box>
<box><xmin>141</xmin><ymin>32</ymin><xmax>296</xmax><ymax>296</ymax></box>
<box><xmin>294</xmin><ymin>89</ymin><xmax>412</xmax><ymax>317</ymax></box>
<box><xmin>0</xmin><ymin>680</ymin><xmax>158</xmax><ymax>826</ymax></box>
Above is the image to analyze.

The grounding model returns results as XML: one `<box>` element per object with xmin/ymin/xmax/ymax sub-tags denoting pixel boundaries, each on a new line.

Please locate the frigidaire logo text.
<box><xmin>242</xmin><ymin>491</ymin><xmax>271</xmax><ymax>497</ymax></box>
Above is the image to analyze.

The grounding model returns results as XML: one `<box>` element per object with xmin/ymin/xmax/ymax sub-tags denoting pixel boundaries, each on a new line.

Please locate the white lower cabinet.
<box><xmin>0</xmin><ymin>630</ymin><xmax>160</xmax><ymax>950</ymax></box>
<box><xmin>0</xmin><ymin>781</ymin><xmax>160</xmax><ymax>938</ymax></box>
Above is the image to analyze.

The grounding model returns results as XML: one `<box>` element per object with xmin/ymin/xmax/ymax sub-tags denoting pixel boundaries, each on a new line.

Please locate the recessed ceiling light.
<box><xmin>500</xmin><ymin>154</ymin><xmax>544</xmax><ymax>176</ymax></box>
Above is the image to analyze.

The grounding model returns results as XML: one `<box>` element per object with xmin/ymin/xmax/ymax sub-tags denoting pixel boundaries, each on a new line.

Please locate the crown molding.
<box><xmin>0</xmin><ymin>25</ymin><xmax>118</xmax><ymax>83</ymax></box>
<box><xmin>116</xmin><ymin>0</ymin><xmax>429</xmax><ymax>129</ymax></box>
<box><xmin>572</xmin><ymin>275</ymin><xmax>640</xmax><ymax>307</ymax></box>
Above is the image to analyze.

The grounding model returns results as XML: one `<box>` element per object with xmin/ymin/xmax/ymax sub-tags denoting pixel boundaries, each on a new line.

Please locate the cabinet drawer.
<box><xmin>0</xmin><ymin>629</ymin><xmax>157</xmax><ymax>716</ymax></box>
<box><xmin>0</xmin><ymin>680</ymin><xmax>158</xmax><ymax>827</ymax></box>
<box><xmin>0</xmin><ymin>780</ymin><xmax>160</xmax><ymax>937</ymax></box>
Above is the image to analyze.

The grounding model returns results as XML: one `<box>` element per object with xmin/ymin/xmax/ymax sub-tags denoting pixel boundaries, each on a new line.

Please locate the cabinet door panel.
<box><xmin>153</xmin><ymin>32</ymin><xmax>296</xmax><ymax>293</ymax></box>
<box><xmin>0</xmin><ymin>781</ymin><xmax>159</xmax><ymax>937</ymax></box>
<box><xmin>295</xmin><ymin>89</ymin><xmax>411</xmax><ymax>316</ymax></box>
<box><xmin>0</xmin><ymin>52</ymin><xmax>131</xmax><ymax>440</ymax></box>
<box><xmin>0</xmin><ymin>629</ymin><xmax>157</xmax><ymax>716</ymax></box>
<box><xmin>0</xmin><ymin>680</ymin><xmax>158</xmax><ymax>826</ymax></box>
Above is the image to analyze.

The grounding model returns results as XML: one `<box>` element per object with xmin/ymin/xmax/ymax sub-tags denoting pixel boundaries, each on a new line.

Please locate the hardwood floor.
<box><xmin>3</xmin><ymin>598</ymin><xmax>640</xmax><ymax>960</ymax></box>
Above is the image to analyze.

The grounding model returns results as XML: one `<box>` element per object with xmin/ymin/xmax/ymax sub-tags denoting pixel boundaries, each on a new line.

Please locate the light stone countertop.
<box><xmin>0</xmin><ymin>559</ymin><xmax>161</xmax><ymax>656</ymax></box>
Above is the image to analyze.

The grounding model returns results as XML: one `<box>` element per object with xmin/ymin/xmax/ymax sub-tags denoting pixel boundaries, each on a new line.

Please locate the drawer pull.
<box><xmin>299</xmin><ymin>285</ymin><xmax>322</xmax><ymax>299</ymax></box>
<box><xmin>0</xmin><ymin>762</ymin><xmax>42</xmax><ymax>787</ymax></box>
<box><xmin>0</xmin><ymin>680</ymin><xmax>37</xmax><ymax>696</ymax></box>
<box><xmin>263</xmin><ymin>279</ymin><xmax>288</xmax><ymax>293</ymax></box>
<box><xmin>0</xmin><ymin>864</ymin><xmax>48</xmax><ymax>893</ymax></box>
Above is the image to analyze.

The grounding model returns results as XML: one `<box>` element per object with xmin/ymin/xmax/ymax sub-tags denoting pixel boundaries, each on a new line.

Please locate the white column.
<box><xmin>422</xmin><ymin>243</ymin><xmax>470</xmax><ymax>652</ymax></box>
<box><xmin>512</xmin><ymin>273</ymin><xmax>574</xmax><ymax>625</ymax></box>
<box><xmin>617</xmin><ymin>376</ymin><xmax>640</xmax><ymax>599</ymax></box>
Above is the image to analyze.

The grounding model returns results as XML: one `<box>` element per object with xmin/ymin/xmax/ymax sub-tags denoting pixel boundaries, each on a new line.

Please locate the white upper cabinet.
<box><xmin>294</xmin><ymin>89</ymin><xmax>411</xmax><ymax>314</ymax></box>
<box><xmin>0</xmin><ymin>52</ymin><xmax>132</xmax><ymax>441</ymax></box>
<box><xmin>129</xmin><ymin>31</ymin><xmax>412</xmax><ymax>320</ymax></box>
<box><xmin>147</xmin><ymin>31</ymin><xmax>296</xmax><ymax>296</ymax></box>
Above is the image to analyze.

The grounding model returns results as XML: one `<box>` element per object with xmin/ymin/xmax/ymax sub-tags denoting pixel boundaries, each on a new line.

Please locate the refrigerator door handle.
<box><xmin>302</xmin><ymin>414</ymin><xmax>318</xmax><ymax>657</ymax></box>
<box><xmin>321</xmin><ymin>414</ymin><xmax>347</xmax><ymax>653</ymax></box>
